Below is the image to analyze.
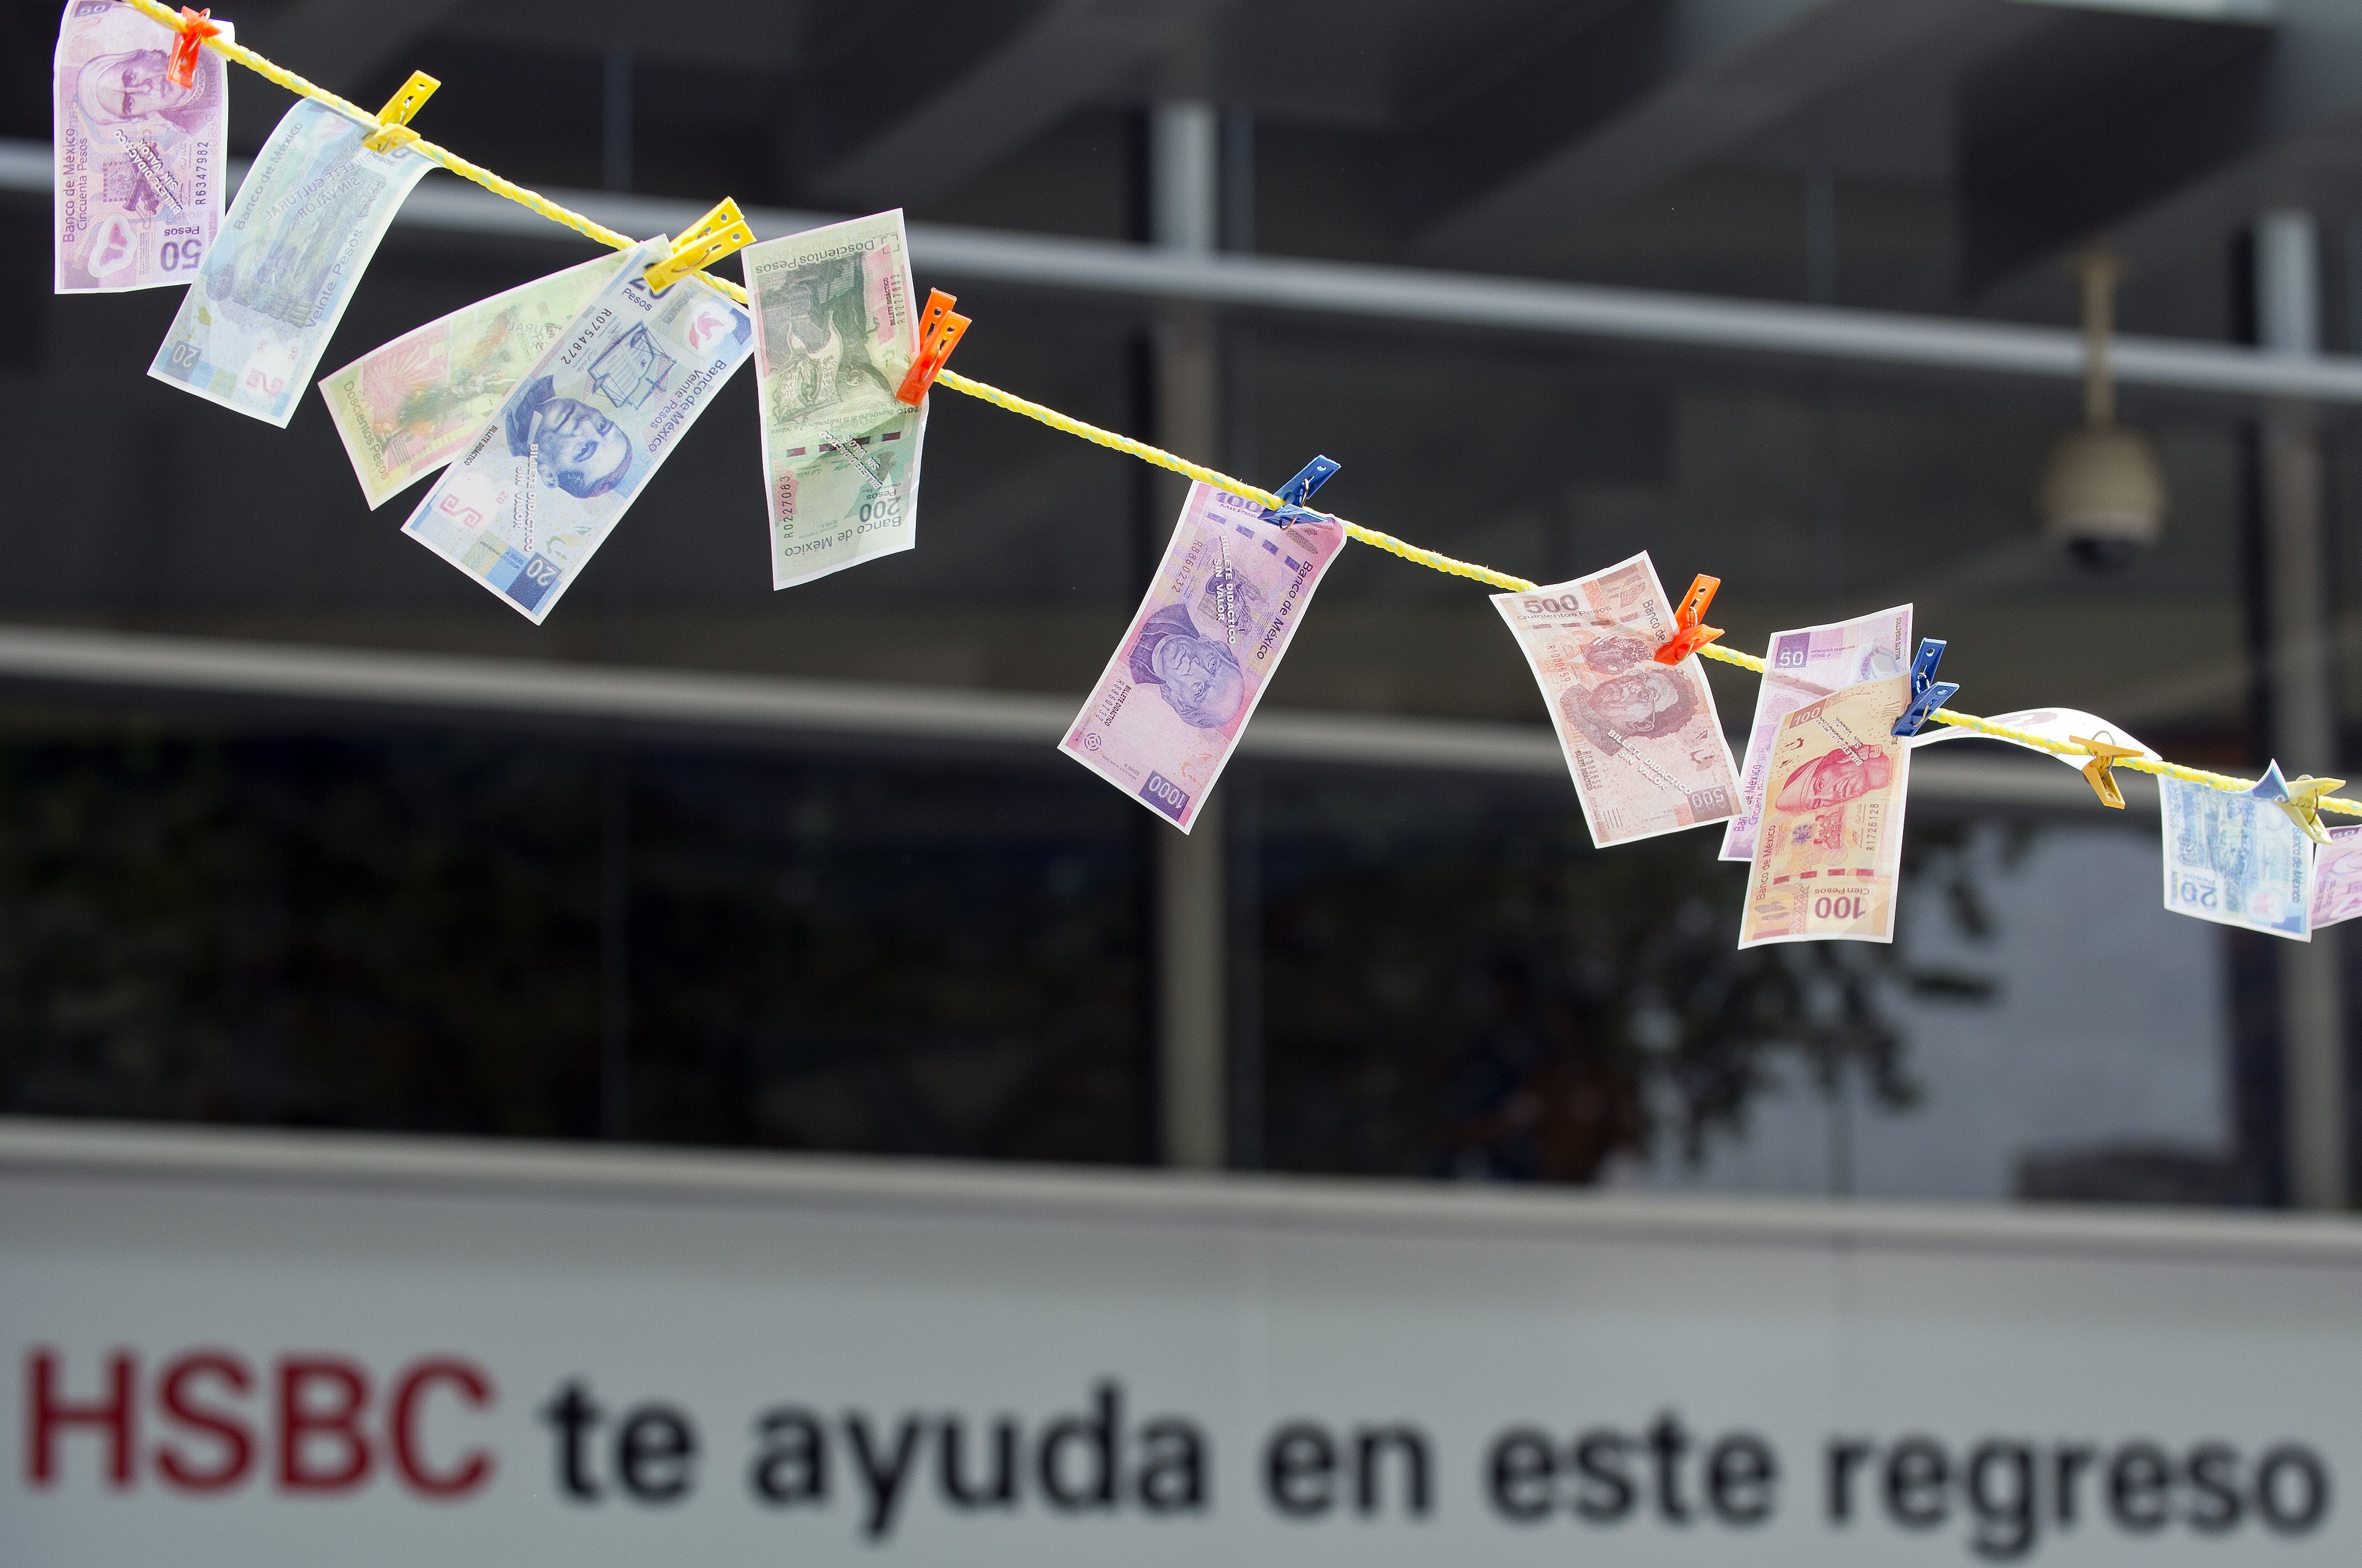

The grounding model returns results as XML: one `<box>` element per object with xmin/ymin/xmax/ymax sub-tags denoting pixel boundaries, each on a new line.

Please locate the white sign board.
<box><xmin>2</xmin><ymin>1119</ymin><xmax>2356</xmax><ymax>1565</ymax></box>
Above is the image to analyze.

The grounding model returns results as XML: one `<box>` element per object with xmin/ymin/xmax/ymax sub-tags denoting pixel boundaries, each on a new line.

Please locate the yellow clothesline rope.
<box><xmin>130</xmin><ymin>0</ymin><xmax>2358</xmax><ymax>820</ymax></box>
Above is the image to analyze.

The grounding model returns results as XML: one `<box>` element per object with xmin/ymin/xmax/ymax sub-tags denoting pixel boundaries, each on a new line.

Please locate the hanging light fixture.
<box><xmin>2038</xmin><ymin>248</ymin><xmax>2168</xmax><ymax>566</ymax></box>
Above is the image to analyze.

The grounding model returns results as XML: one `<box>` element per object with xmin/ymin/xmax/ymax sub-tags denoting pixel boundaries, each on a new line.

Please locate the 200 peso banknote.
<box><xmin>2160</xmin><ymin>774</ymin><xmax>2312</xmax><ymax>941</ymax></box>
<box><xmin>1719</xmin><ymin>604</ymin><xmax>1910</xmax><ymax>863</ymax></box>
<box><xmin>401</xmin><ymin>238</ymin><xmax>753</xmax><ymax>624</ymax></box>
<box><xmin>1493</xmin><ymin>552</ymin><xmax>1739</xmax><ymax>848</ymax></box>
<box><xmin>744</xmin><ymin>212</ymin><xmax>927</xmax><ymax>590</ymax></box>
<box><xmin>53</xmin><ymin>0</ymin><xmax>231</xmax><ymax>292</ymax></box>
<box><xmin>149</xmin><ymin>99</ymin><xmax>432</xmax><ymax>427</ymax></box>
<box><xmin>1740</xmin><ymin>674</ymin><xmax>1911</xmax><ymax>948</ymax></box>
<box><xmin>1063</xmin><ymin>482</ymin><xmax>1346</xmax><ymax>832</ymax></box>
<box><xmin>321</xmin><ymin>253</ymin><xmax>627</xmax><ymax>508</ymax></box>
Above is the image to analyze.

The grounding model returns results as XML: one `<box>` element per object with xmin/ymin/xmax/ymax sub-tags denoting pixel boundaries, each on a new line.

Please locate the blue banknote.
<box><xmin>148</xmin><ymin>99</ymin><xmax>431</xmax><ymax>426</ymax></box>
<box><xmin>2159</xmin><ymin>775</ymin><xmax>2312</xmax><ymax>941</ymax></box>
<box><xmin>401</xmin><ymin>238</ymin><xmax>753</xmax><ymax>624</ymax></box>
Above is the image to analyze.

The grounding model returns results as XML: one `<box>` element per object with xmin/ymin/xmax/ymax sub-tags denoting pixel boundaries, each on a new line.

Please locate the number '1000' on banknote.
<box><xmin>401</xmin><ymin>238</ymin><xmax>754</xmax><ymax>624</ymax></box>
<box><xmin>2160</xmin><ymin>775</ymin><xmax>2312</xmax><ymax>941</ymax></box>
<box><xmin>53</xmin><ymin>0</ymin><xmax>231</xmax><ymax>292</ymax></box>
<box><xmin>1492</xmin><ymin>552</ymin><xmax>1739</xmax><ymax>848</ymax></box>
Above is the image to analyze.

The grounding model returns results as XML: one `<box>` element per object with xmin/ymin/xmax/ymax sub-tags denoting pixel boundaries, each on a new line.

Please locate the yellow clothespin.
<box><xmin>2069</xmin><ymin>734</ymin><xmax>2145</xmax><ymax>810</ymax></box>
<box><xmin>364</xmin><ymin>71</ymin><xmax>439</xmax><ymax>154</ymax></box>
<box><xmin>2282</xmin><ymin>774</ymin><xmax>2346</xmax><ymax>845</ymax></box>
<box><xmin>644</xmin><ymin>199</ymin><xmax>756</xmax><ymax>293</ymax></box>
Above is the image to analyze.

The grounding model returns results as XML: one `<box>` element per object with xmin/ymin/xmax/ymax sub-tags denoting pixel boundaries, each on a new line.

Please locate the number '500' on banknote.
<box><xmin>53</xmin><ymin>0</ymin><xmax>231</xmax><ymax>292</ymax></box>
<box><xmin>1492</xmin><ymin>552</ymin><xmax>1739</xmax><ymax>848</ymax></box>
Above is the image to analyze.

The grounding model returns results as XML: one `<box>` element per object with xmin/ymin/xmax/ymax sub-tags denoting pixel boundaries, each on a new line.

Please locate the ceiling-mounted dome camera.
<box><xmin>2040</xmin><ymin>249</ymin><xmax>2167</xmax><ymax>569</ymax></box>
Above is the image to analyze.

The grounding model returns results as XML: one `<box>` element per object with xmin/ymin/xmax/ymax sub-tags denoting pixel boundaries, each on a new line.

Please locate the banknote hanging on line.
<box><xmin>2159</xmin><ymin>770</ymin><xmax>2314</xmax><ymax>941</ymax></box>
<box><xmin>149</xmin><ymin>99</ymin><xmax>433</xmax><ymax>426</ymax></box>
<box><xmin>1740</xmin><ymin>673</ymin><xmax>1912</xmax><ymax>947</ymax></box>
<box><xmin>322</xmin><ymin>253</ymin><xmax>629</xmax><ymax>508</ymax></box>
<box><xmin>53</xmin><ymin>0</ymin><xmax>232</xmax><ymax>293</ymax></box>
<box><xmin>1492</xmin><ymin>552</ymin><xmax>1740</xmax><ymax>849</ymax></box>
<box><xmin>744</xmin><ymin>211</ymin><xmax>929</xmax><ymax>589</ymax></box>
<box><xmin>1064</xmin><ymin>481</ymin><xmax>1345</xmax><ymax>832</ymax></box>
<box><xmin>1721</xmin><ymin>604</ymin><xmax>1911</xmax><ymax>863</ymax></box>
<box><xmin>401</xmin><ymin>237</ymin><xmax>754</xmax><ymax>623</ymax></box>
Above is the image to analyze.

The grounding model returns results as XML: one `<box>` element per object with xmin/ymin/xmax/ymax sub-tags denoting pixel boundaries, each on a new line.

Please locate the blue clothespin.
<box><xmin>1891</xmin><ymin>638</ymin><xmax>1960</xmax><ymax>737</ymax></box>
<box><xmin>1263</xmin><ymin>455</ymin><xmax>1340</xmax><ymax>526</ymax></box>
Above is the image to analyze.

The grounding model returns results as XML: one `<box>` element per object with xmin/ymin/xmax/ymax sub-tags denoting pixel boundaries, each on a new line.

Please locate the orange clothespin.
<box><xmin>363</xmin><ymin>71</ymin><xmax>440</xmax><ymax>154</ymax></box>
<box><xmin>166</xmin><ymin>8</ymin><xmax>220</xmax><ymax>90</ymax></box>
<box><xmin>895</xmin><ymin>288</ymin><xmax>971</xmax><ymax>405</ymax></box>
<box><xmin>2069</xmin><ymin>734</ymin><xmax>2145</xmax><ymax>810</ymax></box>
<box><xmin>643</xmin><ymin>198</ymin><xmax>756</xmax><ymax>292</ymax></box>
<box><xmin>1652</xmin><ymin>574</ymin><xmax>1723</xmax><ymax>665</ymax></box>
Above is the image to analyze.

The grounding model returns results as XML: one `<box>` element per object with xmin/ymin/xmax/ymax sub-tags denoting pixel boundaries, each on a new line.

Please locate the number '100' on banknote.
<box><xmin>149</xmin><ymin>99</ymin><xmax>433</xmax><ymax>427</ymax></box>
<box><xmin>53</xmin><ymin>0</ymin><xmax>231</xmax><ymax>292</ymax></box>
<box><xmin>1492</xmin><ymin>552</ymin><xmax>1739</xmax><ymax>847</ymax></box>
<box><xmin>401</xmin><ymin>238</ymin><xmax>754</xmax><ymax>624</ymax></box>
<box><xmin>2160</xmin><ymin>775</ymin><xmax>2312</xmax><ymax>940</ymax></box>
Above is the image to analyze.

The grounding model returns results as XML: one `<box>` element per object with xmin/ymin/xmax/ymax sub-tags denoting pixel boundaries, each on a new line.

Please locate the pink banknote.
<box><xmin>1062</xmin><ymin>482</ymin><xmax>1345</xmax><ymax>832</ymax></box>
<box><xmin>1493</xmin><ymin>552</ymin><xmax>1739</xmax><ymax>847</ymax></box>
<box><xmin>1741</xmin><ymin>675</ymin><xmax>1912</xmax><ymax>948</ymax></box>
<box><xmin>1721</xmin><ymin>604</ymin><xmax>1911</xmax><ymax>863</ymax></box>
<box><xmin>2313</xmin><ymin>825</ymin><xmax>2362</xmax><ymax>930</ymax></box>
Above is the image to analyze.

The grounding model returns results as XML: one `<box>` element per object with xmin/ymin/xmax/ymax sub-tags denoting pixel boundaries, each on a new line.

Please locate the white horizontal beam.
<box><xmin>0</xmin><ymin>621</ymin><xmax>2115</xmax><ymax>806</ymax></box>
<box><xmin>7</xmin><ymin>139</ymin><xmax>2362</xmax><ymax>402</ymax></box>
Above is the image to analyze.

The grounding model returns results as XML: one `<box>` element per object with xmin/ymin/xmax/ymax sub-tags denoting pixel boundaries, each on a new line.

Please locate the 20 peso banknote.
<box><xmin>1741</xmin><ymin>674</ymin><xmax>1911</xmax><ymax>948</ymax></box>
<box><xmin>321</xmin><ymin>253</ymin><xmax>626</xmax><ymax>508</ymax></box>
<box><xmin>401</xmin><ymin>238</ymin><xmax>753</xmax><ymax>624</ymax></box>
<box><xmin>149</xmin><ymin>99</ymin><xmax>432</xmax><ymax>427</ymax></box>
<box><xmin>2160</xmin><ymin>775</ymin><xmax>2312</xmax><ymax>942</ymax></box>
<box><xmin>744</xmin><ymin>212</ymin><xmax>927</xmax><ymax>590</ymax></box>
<box><xmin>1062</xmin><ymin>482</ymin><xmax>1345</xmax><ymax>832</ymax></box>
<box><xmin>1493</xmin><ymin>552</ymin><xmax>1739</xmax><ymax>848</ymax></box>
<box><xmin>1719</xmin><ymin>604</ymin><xmax>1910</xmax><ymax>863</ymax></box>
<box><xmin>53</xmin><ymin>0</ymin><xmax>230</xmax><ymax>292</ymax></box>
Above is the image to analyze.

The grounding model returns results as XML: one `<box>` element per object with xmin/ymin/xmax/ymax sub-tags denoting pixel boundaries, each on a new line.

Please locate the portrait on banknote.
<box><xmin>67</xmin><ymin>45</ymin><xmax>220</xmax><ymax>136</ymax></box>
<box><xmin>503</xmin><ymin>375</ymin><xmax>634</xmax><ymax>499</ymax></box>
<box><xmin>1128</xmin><ymin>604</ymin><xmax>1248</xmax><ymax>730</ymax></box>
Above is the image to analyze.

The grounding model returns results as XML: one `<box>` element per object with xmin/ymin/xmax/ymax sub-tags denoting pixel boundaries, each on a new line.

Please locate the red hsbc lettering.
<box><xmin>25</xmin><ymin>1347</ymin><xmax>135</xmax><ymax>1488</ymax></box>
<box><xmin>156</xmin><ymin>1351</ymin><xmax>253</xmax><ymax>1492</ymax></box>
<box><xmin>390</xmin><ymin>1358</ymin><xmax>495</xmax><ymax>1498</ymax></box>
<box><xmin>277</xmin><ymin>1356</ymin><xmax>372</xmax><ymax>1492</ymax></box>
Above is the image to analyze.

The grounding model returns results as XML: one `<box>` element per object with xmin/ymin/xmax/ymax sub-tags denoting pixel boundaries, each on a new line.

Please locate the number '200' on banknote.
<box><xmin>1492</xmin><ymin>552</ymin><xmax>1739</xmax><ymax>848</ymax></box>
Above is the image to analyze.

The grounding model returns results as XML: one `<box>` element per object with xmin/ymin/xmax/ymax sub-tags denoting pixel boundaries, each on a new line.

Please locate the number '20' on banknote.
<box><xmin>2160</xmin><ymin>775</ymin><xmax>2313</xmax><ymax>941</ymax></box>
<box><xmin>53</xmin><ymin>0</ymin><xmax>231</xmax><ymax>292</ymax></box>
<box><xmin>401</xmin><ymin>238</ymin><xmax>753</xmax><ymax>624</ymax></box>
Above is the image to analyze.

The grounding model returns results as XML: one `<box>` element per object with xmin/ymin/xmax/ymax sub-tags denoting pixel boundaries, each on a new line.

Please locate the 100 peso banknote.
<box><xmin>1064</xmin><ymin>482</ymin><xmax>1345</xmax><ymax>832</ymax></box>
<box><xmin>401</xmin><ymin>238</ymin><xmax>753</xmax><ymax>624</ymax></box>
<box><xmin>1493</xmin><ymin>552</ymin><xmax>1739</xmax><ymax>847</ymax></box>
<box><xmin>1741</xmin><ymin>674</ymin><xmax>1911</xmax><ymax>948</ymax></box>
<box><xmin>1720</xmin><ymin>604</ymin><xmax>1910</xmax><ymax>863</ymax></box>
<box><xmin>149</xmin><ymin>99</ymin><xmax>432</xmax><ymax>427</ymax></box>
<box><xmin>2160</xmin><ymin>775</ymin><xmax>2312</xmax><ymax>941</ymax></box>
<box><xmin>321</xmin><ymin>253</ymin><xmax>626</xmax><ymax>508</ymax></box>
<box><xmin>53</xmin><ymin>0</ymin><xmax>231</xmax><ymax>292</ymax></box>
<box><xmin>744</xmin><ymin>212</ymin><xmax>927</xmax><ymax>590</ymax></box>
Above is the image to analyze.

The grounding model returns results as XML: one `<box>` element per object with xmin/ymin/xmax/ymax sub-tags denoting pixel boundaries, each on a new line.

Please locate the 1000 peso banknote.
<box><xmin>321</xmin><ymin>253</ymin><xmax>625</xmax><ymax>508</ymax></box>
<box><xmin>1741</xmin><ymin>675</ymin><xmax>1911</xmax><ymax>948</ymax></box>
<box><xmin>401</xmin><ymin>238</ymin><xmax>753</xmax><ymax>624</ymax></box>
<box><xmin>1063</xmin><ymin>482</ymin><xmax>1345</xmax><ymax>832</ymax></box>
<box><xmin>1494</xmin><ymin>552</ymin><xmax>1739</xmax><ymax>847</ymax></box>
<box><xmin>2160</xmin><ymin>775</ymin><xmax>2312</xmax><ymax>941</ymax></box>
<box><xmin>744</xmin><ymin>212</ymin><xmax>927</xmax><ymax>590</ymax></box>
<box><xmin>1720</xmin><ymin>604</ymin><xmax>1910</xmax><ymax>863</ymax></box>
<box><xmin>149</xmin><ymin>99</ymin><xmax>432</xmax><ymax>427</ymax></box>
<box><xmin>53</xmin><ymin>0</ymin><xmax>230</xmax><ymax>292</ymax></box>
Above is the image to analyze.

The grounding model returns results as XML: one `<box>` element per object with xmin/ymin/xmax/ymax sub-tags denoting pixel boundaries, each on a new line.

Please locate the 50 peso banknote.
<box><xmin>1063</xmin><ymin>482</ymin><xmax>1345</xmax><ymax>832</ymax></box>
<box><xmin>744</xmin><ymin>212</ymin><xmax>927</xmax><ymax>590</ymax></box>
<box><xmin>321</xmin><ymin>252</ymin><xmax>626</xmax><ymax>508</ymax></box>
<box><xmin>1493</xmin><ymin>552</ymin><xmax>1739</xmax><ymax>848</ymax></box>
<box><xmin>149</xmin><ymin>99</ymin><xmax>432</xmax><ymax>426</ymax></box>
<box><xmin>401</xmin><ymin>238</ymin><xmax>753</xmax><ymax>624</ymax></box>
<box><xmin>1740</xmin><ymin>674</ymin><xmax>1911</xmax><ymax>948</ymax></box>
<box><xmin>1720</xmin><ymin>604</ymin><xmax>1911</xmax><ymax>863</ymax></box>
<box><xmin>53</xmin><ymin>0</ymin><xmax>231</xmax><ymax>292</ymax></box>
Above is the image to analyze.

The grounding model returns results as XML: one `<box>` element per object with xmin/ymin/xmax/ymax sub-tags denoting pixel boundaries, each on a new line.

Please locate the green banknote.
<box><xmin>743</xmin><ymin>211</ymin><xmax>927</xmax><ymax>589</ymax></box>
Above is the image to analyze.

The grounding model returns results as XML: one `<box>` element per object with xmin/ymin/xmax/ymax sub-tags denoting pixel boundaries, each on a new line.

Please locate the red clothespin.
<box><xmin>167</xmin><ymin>8</ymin><xmax>220</xmax><ymax>90</ymax></box>
<box><xmin>894</xmin><ymin>289</ymin><xmax>971</xmax><ymax>405</ymax></box>
<box><xmin>1653</xmin><ymin>574</ymin><xmax>1724</xmax><ymax>664</ymax></box>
